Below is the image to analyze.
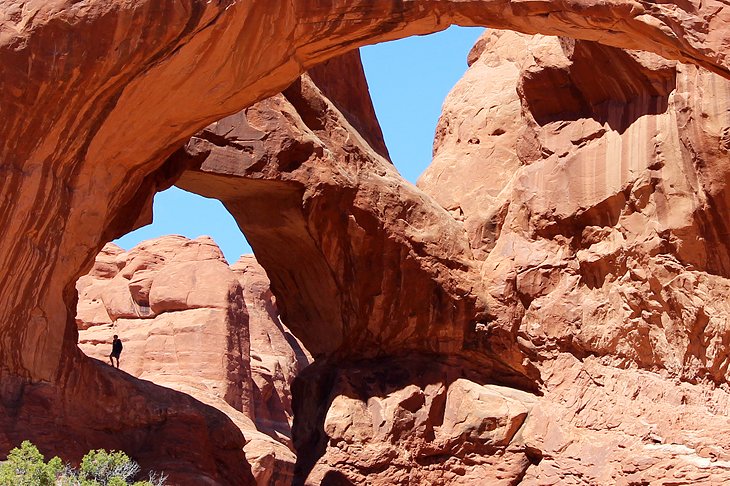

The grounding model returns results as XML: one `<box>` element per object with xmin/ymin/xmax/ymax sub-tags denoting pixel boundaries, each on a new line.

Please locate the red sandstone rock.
<box><xmin>2</xmin><ymin>0</ymin><xmax>728</xmax><ymax>382</ymax></box>
<box><xmin>418</xmin><ymin>30</ymin><xmax>730</xmax><ymax>484</ymax></box>
<box><xmin>76</xmin><ymin>236</ymin><xmax>309</xmax><ymax>485</ymax></box>
<box><xmin>299</xmin><ymin>357</ymin><xmax>539</xmax><ymax>485</ymax></box>
<box><xmin>3</xmin><ymin>0</ymin><xmax>730</xmax><ymax>482</ymax></box>
<box><xmin>2</xmin><ymin>1</ymin><xmax>730</xmax><ymax>483</ymax></box>
<box><xmin>168</xmin><ymin>31</ymin><xmax>730</xmax><ymax>483</ymax></box>
<box><xmin>173</xmin><ymin>49</ymin><xmax>538</xmax><ymax>483</ymax></box>
<box><xmin>231</xmin><ymin>256</ymin><xmax>311</xmax><ymax>448</ymax></box>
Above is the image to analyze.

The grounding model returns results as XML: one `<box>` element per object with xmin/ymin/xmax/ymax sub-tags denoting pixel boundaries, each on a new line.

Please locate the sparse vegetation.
<box><xmin>0</xmin><ymin>441</ymin><xmax>166</xmax><ymax>486</ymax></box>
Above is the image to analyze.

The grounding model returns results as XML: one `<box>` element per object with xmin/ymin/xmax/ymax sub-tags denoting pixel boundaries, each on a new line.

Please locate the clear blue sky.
<box><xmin>115</xmin><ymin>26</ymin><xmax>484</xmax><ymax>263</ymax></box>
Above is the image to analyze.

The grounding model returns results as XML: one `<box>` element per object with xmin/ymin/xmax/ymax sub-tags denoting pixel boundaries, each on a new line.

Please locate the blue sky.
<box><xmin>115</xmin><ymin>26</ymin><xmax>485</xmax><ymax>263</ymax></box>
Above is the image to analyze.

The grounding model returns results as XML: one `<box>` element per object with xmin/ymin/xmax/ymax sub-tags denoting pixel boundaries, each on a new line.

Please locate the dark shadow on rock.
<box><xmin>0</xmin><ymin>352</ymin><xmax>254</xmax><ymax>485</ymax></box>
<box><xmin>321</xmin><ymin>470</ymin><xmax>357</xmax><ymax>486</ymax></box>
<box><xmin>291</xmin><ymin>353</ymin><xmax>541</xmax><ymax>484</ymax></box>
<box><xmin>520</xmin><ymin>38</ymin><xmax>676</xmax><ymax>133</ymax></box>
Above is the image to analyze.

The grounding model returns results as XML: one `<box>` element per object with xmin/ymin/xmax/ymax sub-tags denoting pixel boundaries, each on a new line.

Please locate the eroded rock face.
<box><xmin>231</xmin><ymin>256</ymin><xmax>312</xmax><ymax>448</ymax></box>
<box><xmin>172</xmin><ymin>47</ymin><xmax>541</xmax><ymax>484</ymax></box>
<box><xmin>2</xmin><ymin>0</ymin><xmax>730</xmax><ymax>483</ymax></box>
<box><xmin>292</xmin><ymin>356</ymin><xmax>540</xmax><ymax>485</ymax></box>
<box><xmin>1</xmin><ymin>0</ymin><xmax>729</xmax><ymax>384</ymax></box>
<box><xmin>4</xmin><ymin>0</ymin><xmax>730</xmax><ymax>482</ymax></box>
<box><xmin>167</xmin><ymin>31</ymin><xmax>730</xmax><ymax>484</ymax></box>
<box><xmin>77</xmin><ymin>236</ymin><xmax>254</xmax><ymax>417</ymax></box>
<box><xmin>77</xmin><ymin>236</ymin><xmax>310</xmax><ymax>485</ymax></box>
<box><xmin>418</xmin><ymin>30</ymin><xmax>730</xmax><ymax>484</ymax></box>
<box><xmin>422</xmin><ymin>29</ymin><xmax>730</xmax><ymax>385</ymax></box>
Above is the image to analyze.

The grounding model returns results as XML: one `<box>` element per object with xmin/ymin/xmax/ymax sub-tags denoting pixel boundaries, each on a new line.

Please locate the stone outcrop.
<box><xmin>1</xmin><ymin>0</ymin><xmax>729</xmax><ymax>382</ymax></box>
<box><xmin>3</xmin><ymin>0</ymin><xmax>730</xmax><ymax>483</ymax></box>
<box><xmin>417</xmin><ymin>30</ymin><xmax>730</xmax><ymax>484</ymax></box>
<box><xmin>174</xmin><ymin>30</ymin><xmax>730</xmax><ymax>484</ymax></box>
<box><xmin>77</xmin><ymin>236</ymin><xmax>254</xmax><ymax>418</ymax></box>
<box><xmin>172</xmin><ymin>46</ymin><xmax>538</xmax><ymax>483</ymax></box>
<box><xmin>422</xmin><ymin>29</ymin><xmax>730</xmax><ymax>385</ymax></box>
<box><xmin>76</xmin><ymin>236</ymin><xmax>310</xmax><ymax>485</ymax></box>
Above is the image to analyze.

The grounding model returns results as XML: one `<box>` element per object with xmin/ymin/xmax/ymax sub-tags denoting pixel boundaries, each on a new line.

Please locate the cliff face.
<box><xmin>421</xmin><ymin>30</ymin><xmax>730</xmax><ymax>384</ymax></box>
<box><xmin>418</xmin><ymin>30</ymin><xmax>730</xmax><ymax>484</ymax></box>
<box><xmin>172</xmin><ymin>49</ymin><xmax>541</xmax><ymax>483</ymax></box>
<box><xmin>3</xmin><ymin>0</ymin><xmax>730</xmax><ymax>483</ymax></box>
<box><xmin>76</xmin><ymin>236</ymin><xmax>309</xmax><ymax>485</ymax></box>
<box><xmin>0</xmin><ymin>0</ymin><xmax>727</xmax><ymax>383</ymax></box>
<box><xmin>172</xmin><ymin>32</ymin><xmax>730</xmax><ymax>484</ymax></box>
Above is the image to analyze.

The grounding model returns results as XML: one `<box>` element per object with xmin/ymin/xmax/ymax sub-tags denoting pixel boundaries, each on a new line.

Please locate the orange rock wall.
<box><xmin>3</xmin><ymin>0</ymin><xmax>730</xmax><ymax>378</ymax></box>
<box><xmin>418</xmin><ymin>30</ymin><xmax>730</xmax><ymax>484</ymax></box>
<box><xmin>76</xmin><ymin>236</ymin><xmax>310</xmax><ymax>484</ymax></box>
<box><xmin>171</xmin><ymin>45</ymin><xmax>538</xmax><ymax>483</ymax></box>
<box><xmin>3</xmin><ymin>0</ymin><xmax>730</xmax><ymax>483</ymax></box>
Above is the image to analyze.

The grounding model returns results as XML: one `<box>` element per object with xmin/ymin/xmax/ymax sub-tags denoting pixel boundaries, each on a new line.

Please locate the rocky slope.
<box><xmin>76</xmin><ymin>236</ymin><xmax>309</xmax><ymax>485</ymax></box>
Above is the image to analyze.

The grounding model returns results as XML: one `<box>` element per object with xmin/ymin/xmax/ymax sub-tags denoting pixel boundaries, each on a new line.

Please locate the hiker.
<box><xmin>109</xmin><ymin>335</ymin><xmax>123</xmax><ymax>368</ymax></box>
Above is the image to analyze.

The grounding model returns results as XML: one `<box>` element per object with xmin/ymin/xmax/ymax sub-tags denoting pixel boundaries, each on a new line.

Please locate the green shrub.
<box><xmin>0</xmin><ymin>441</ymin><xmax>166</xmax><ymax>486</ymax></box>
<box><xmin>0</xmin><ymin>441</ymin><xmax>63</xmax><ymax>486</ymax></box>
<box><xmin>79</xmin><ymin>449</ymin><xmax>141</xmax><ymax>484</ymax></box>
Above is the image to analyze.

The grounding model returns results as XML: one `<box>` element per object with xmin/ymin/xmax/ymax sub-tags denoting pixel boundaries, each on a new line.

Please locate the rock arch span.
<box><xmin>2</xmin><ymin>0</ymin><xmax>730</xmax><ymax>483</ymax></box>
<box><xmin>1</xmin><ymin>0</ymin><xmax>727</xmax><ymax>382</ymax></box>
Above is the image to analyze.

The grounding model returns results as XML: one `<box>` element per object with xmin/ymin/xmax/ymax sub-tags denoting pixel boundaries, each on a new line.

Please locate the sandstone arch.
<box><xmin>2</xmin><ymin>0</ymin><xmax>729</xmax><ymax>382</ymax></box>
<box><xmin>3</xmin><ymin>0</ymin><xmax>730</xmax><ymax>483</ymax></box>
<box><xmin>167</xmin><ymin>32</ymin><xmax>730</xmax><ymax>482</ymax></box>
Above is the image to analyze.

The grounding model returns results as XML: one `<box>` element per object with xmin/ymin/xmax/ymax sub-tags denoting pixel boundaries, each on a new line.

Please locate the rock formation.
<box><xmin>1</xmin><ymin>0</ymin><xmax>728</xmax><ymax>386</ymax></box>
<box><xmin>3</xmin><ymin>0</ymin><xmax>730</xmax><ymax>484</ymax></box>
<box><xmin>418</xmin><ymin>30</ymin><xmax>730</xmax><ymax>484</ymax></box>
<box><xmin>76</xmin><ymin>236</ymin><xmax>310</xmax><ymax>485</ymax></box>
<box><xmin>172</xmin><ymin>30</ymin><xmax>730</xmax><ymax>484</ymax></box>
<box><xmin>172</xmin><ymin>49</ymin><xmax>540</xmax><ymax>482</ymax></box>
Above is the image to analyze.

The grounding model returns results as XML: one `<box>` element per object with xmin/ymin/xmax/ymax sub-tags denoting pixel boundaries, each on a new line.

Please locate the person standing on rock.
<box><xmin>109</xmin><ymin>335</ymin><xmax>123</xmax><ymax>368</ymax></box>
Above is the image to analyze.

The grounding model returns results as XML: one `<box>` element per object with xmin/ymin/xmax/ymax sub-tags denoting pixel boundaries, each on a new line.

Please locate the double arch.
<box><xmin>0</xmin><ymin>0</ymin><xmax>728</xmax><ymax>482</ymax></box>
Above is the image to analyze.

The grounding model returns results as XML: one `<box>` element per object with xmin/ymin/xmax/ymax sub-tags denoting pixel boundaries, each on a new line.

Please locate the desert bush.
<box><xmin>0</xmin><ymin>441</ymin><xmax>166</xmax><ymax>486</ymax></box>
<box><xmin>0</xmin><ymin>441</ymin><xmax>63</xmax><ymax>486</ymax></box>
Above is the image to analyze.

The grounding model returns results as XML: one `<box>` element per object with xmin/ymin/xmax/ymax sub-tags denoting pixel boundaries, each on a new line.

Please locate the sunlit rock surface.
<box><xmin>77</xmin><ymin>236</ymin><xmax>310</xmax><ymax>485</ymax></box>
<box><xmin>419</xmin><ymin>30</ymin><xmax>730</xmax><ymax>484</ymax></box>
<box><xmin>3</xmin><ymin>0</ymin><xmax>730</xmax><ymax>483</ymax></box>
<box><xmin>171</xmin><ymin>43</ymin><xmax>535</xmax><ymax>483</ymax></box>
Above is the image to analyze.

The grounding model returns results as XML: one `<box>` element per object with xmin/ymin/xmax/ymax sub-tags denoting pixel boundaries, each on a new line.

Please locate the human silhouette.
<box><xmin>109</xmin><ymin>335</ymin><xmax>123</xmax><ymax>368</ymax></box>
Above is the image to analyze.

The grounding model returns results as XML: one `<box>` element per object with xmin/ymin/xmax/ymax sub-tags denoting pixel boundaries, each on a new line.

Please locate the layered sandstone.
<box><xmin>2</xmin><ymin>0</ymin><xmax>730</xmax><ymax>483</ymax></box>
<box><xmin>172</xmin><ymin>46</ymin><xmax>538</xmax><ymax>483</ymax></box>
<box><xmin>417</xmin><ymin>30</ymin><xmax>730</xmax><ymax>484</ymax></box>
<box><xmin>76</xmin><ymin>236</ymin><xmax>309</xmax><ymax>485</ymax></box>
<box><xmin>3</xmin><ymin>0</ymin><xmax>730</xmax><ymax>483</ymax></box>
<box><xmin>2</xmin><ymin>0</ymin><xmax>729</xmax><ymax>384</ymax></box>
<box><xmin>169</xmin><ymin>30</ymin><xmax>730</xmax><ymax>484</ymax></box>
